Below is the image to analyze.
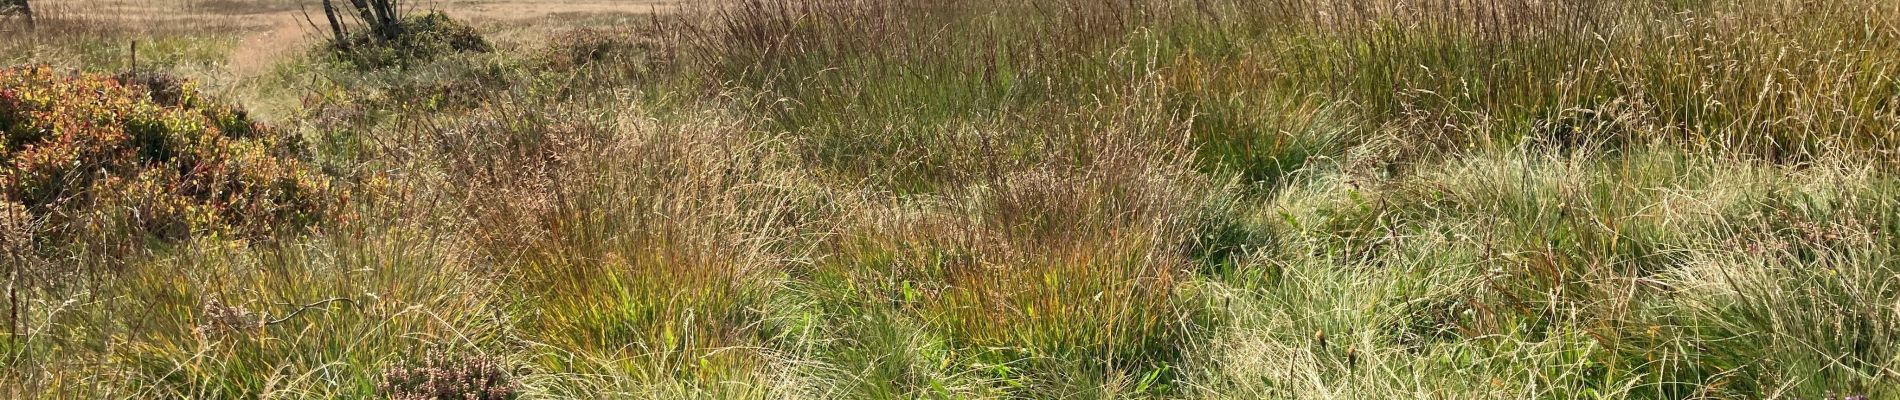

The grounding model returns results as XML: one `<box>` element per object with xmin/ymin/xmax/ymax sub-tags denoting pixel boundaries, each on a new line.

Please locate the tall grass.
<box><xmin>8</xmin><ymin>0</ymin><xmax>1900</xmax><ymax>398</ymax></box>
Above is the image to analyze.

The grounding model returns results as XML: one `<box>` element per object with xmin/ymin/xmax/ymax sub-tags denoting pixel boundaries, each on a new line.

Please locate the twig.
<box><xmin>264</xmin><ymin>297</ymin><xmax>356</xmax><ymax>326</ymax></box>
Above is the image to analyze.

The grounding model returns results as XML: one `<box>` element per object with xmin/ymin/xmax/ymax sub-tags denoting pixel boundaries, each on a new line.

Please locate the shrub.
<box><xmin>536</xmin><ymin>27</ymin><xmax>672</xmax><ymax>77</ymax></box>
<box><xmin>0</xmin><ymin>66</ymin><xmax>330</xmax><ymax>241</ymax></box>
<box><xmin>379</xmin><ymin>350</ymin><xmax>519</xmax><ymax>400</ymax></box>
<box><xmin>332</xmin><ymin>12</ymin><xmax>493</xmax><ymax>69</ymax></box>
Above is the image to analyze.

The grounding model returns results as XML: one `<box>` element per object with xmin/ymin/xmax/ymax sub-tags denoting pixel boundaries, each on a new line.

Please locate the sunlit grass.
<box><xmin>8</xmin><ymin>0</ymin><xmax>1900</xmax><ymax>398</ymax></box>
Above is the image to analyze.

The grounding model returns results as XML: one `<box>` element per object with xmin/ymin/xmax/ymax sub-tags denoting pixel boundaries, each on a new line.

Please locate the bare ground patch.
<box><xmin>16</xmin><ymin>0</ymin><xmax>679</xmax><ymax>77</ymax></box>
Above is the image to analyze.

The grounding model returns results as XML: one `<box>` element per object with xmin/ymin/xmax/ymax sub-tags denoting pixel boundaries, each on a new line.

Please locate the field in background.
<box><xmin>6</xmin><ymin>0</ymin><xmax>1900</xmax><ymax>398</ymax></box>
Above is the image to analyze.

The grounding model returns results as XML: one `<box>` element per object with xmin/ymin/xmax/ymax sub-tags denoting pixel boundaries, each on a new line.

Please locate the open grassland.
<box><xmin>7</xmin><ymin>0</ymin><xmax>1900</xmax><ymax>398</ymax></box>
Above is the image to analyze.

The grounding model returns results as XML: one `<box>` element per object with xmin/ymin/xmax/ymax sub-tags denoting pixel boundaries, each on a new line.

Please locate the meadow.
<box><xmin>5</xmin><ymin>0</ymin><xmax>1900</xmax><ymax>398</ymax></box>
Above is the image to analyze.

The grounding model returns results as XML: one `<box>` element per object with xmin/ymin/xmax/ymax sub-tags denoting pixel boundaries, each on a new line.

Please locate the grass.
<box><xmin>7</xmin><ymin>0</ymin><xmax>1900</xmax><ymax>398</ymax></box>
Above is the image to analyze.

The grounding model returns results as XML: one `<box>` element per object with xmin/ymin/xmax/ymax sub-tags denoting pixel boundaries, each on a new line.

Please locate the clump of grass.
<box><xmin>780</xmin><ymin>82</ymin><xmax>1215</xmax><ymax>395</ymax></box>
<box><xmin>535</xmin><ymin>26</ymin><xmax>673</xmax><ymax>78</ymax></box>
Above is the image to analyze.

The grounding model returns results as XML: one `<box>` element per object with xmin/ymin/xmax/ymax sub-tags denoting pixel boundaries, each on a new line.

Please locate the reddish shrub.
<box><xmin>0</xmin><ymin>66</ymin><xmax>330</xmax><ymax>241</ymax></box>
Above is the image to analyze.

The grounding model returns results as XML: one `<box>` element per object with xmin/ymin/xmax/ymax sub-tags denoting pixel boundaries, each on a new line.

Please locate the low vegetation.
<box><xmin>327</xmin><ymin>11</ymin><xmax>492</xmax><ymax>69</ymax></box>
<box><xmin>6</xmin><ymin>0</ymin><xmax>1900</xmax><ymax>398</ymax></box>
<box><xmin>0</xmin><ymin>66</ymin><xmax>329</xmax><ymax>244</ymax></box>
<box><xmin>1</xmin><ymin>0</ymin><xmax>29</xmax><ymax>27</ymax></box>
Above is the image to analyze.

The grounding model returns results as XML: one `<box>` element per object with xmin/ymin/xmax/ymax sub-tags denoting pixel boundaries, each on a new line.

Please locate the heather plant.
<box><xmin>379</xmin><ymin>350</ymin><xmax>519</xmax><ymax>400</ymax></box>
<box><xmin>330</xmin><ymin>11</ymin><xmax>493</xmax><ymax>69</ymax></box>
<box><xmin>0</xmin><ymin>66</ymin><xmax>329</xmax><ymax>243</ymax></box>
